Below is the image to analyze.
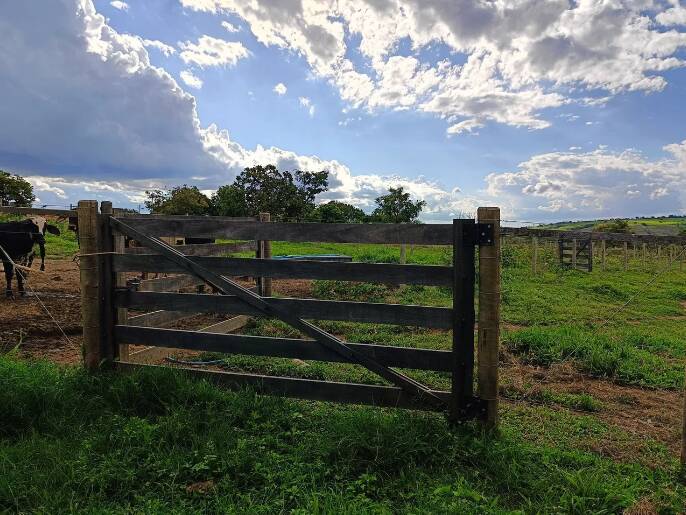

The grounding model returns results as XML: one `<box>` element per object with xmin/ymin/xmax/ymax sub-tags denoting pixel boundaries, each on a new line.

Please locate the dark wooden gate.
<box><xmin>77</xmin><ymin>201</ymin><xmax>500</xmax><ymax>424</ymax></box>
<box><xmin>559</xmin><ymin>237</ymin><xmax>593</xmax><ymax>272</ymax></box>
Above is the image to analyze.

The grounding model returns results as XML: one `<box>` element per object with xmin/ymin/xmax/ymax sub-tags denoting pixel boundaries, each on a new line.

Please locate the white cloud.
<box><xmin>485</xmin><ymin>142</ymin><xmax>686</xmax><ymax>219</ymax></box>
<box><xmin>447</xmin><ymin>119</ymin><xmax>484</xmax><ymax>135</ymax></box>
<box><xmin>142</xmin><ymin>39</ymin><xmax>176</xmax><ymax>57</ymax></box>
<box><xmin>221</xmin><ymin>20</ymin><xmax>240</xmax><ymax>32</ymax></box>
<box><xmin>657</xmin><ymin>5</ymin><xmax>686</xmax><ymax>26</ymax></box>
<box><xmin>299</xmin><ymin>96</ymin><xmax>315</xmax><ymax>117</ymax></box>
<box><xmin>3</xmin><ymin>0</ymin><xmax>684</xmax><ymax>223</ymax></box>
<box><xmin>178</xmin><ymin>35</ymin><xmax>249</xmax><ymax>68</ymax></box>
<box><xmin>179</xmin><ymin>0</ymin><xmax>686</xmax><ymax>134</ymax></box>
<box><xmin>273</xmin><ymin>82</ymin><xmax>287</xmax><ymax>95</ymax></box>
<box><xmin>0</xmin><ymin>0</ymin><xmax>471</xmax><ymax>220</ymax></box>
<box><xmin>180</xmin><ymin>70</ymin><xmax>203</xmax><ymax>89</ymax></box>
<box><xmin>110</xmin><ymin>1</ymin><xmax>128</xmax><ymax>11</ymax></box>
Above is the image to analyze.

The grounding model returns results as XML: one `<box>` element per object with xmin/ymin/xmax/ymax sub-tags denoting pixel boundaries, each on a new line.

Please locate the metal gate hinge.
<box><xmin>475</xmin><ymin>223</ymin><xmax>495</xmax><ymax>246</ymax></box>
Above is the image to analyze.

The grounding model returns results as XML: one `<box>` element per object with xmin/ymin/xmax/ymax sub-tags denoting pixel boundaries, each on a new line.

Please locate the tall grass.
<box><xmin>0</xmin><ymin>354</ymin><xmax>683</xmax><ymax>513</ymax></box>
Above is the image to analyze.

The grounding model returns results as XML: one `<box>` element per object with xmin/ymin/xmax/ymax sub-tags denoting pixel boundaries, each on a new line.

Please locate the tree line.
<box><xmin>144</xmin><ymin>165</ymin><xmax>426</xmax><ymax>224</ymax></box>
<box><xmin>0</xmin><ymin>166</ymin><xmax>425</xmax><ymax>223</ymax></box>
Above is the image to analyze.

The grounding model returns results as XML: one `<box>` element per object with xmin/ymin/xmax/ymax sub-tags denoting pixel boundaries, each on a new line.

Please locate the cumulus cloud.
<box><xmin>180</xmin><ymin>70</ymin><xmax>203</xmax><ymax>89</ymax></box>
<box><xmin>141</xmin><ymin>39</ymin><xmax>176</xmax><ymax>56</ymax></box>
<box><xmin>178</xmin><ymin>35</ymin><xmax>250</xmax><ymax>67</ymax></box>
<box><xmin>0</xmin><ymin>0</ymin><xmax>468</xmax><ymax>219</ymax></box>
<box><xmin>657</xmin><ymin>4</ymin><xmax>686</xmax><ymax>26</ymax></box>
<box><xmin>110</xmin><ymin>1</ymin><xmax>128</xmax><ymax>11</ymax></box>
<box><xmin>485</xmin><ymin>141</ymin><xmax>686</xmax><ymax>219</ymax></box>
<box><xmin>179</xmin><ymin>0</ymin><xmax>686</xmax><ymax>134</ymax></box>
<box><xmin>273</xmin><ymin>82</ymin><xmax>287</xmax><ymax>95</ymax></box>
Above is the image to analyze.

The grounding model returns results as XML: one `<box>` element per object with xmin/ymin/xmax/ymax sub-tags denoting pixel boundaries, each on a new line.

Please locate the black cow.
<box><xmin>0</xmin><ymin>217</ymin><xmax>60</xmax><ymax>297</ymax></box>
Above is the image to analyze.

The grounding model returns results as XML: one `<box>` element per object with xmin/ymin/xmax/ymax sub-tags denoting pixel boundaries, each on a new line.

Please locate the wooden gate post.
<box><xmin>571</xmin><ymin>239</ymin><xmax>577</xmax><ymax>269</ymax></box>
<box><xmin>78</xmin><ymin>200</ymin><xmax>102</xmax><ymax>371</ymax></box>
<box><xmin>100</xmin><ymin>202</ymin><xmax>127</xmax><ymax>361</ymax></box>
<box><xmin>477</xmin><ymin>207</ymin><xmax>500</xmax><ymax>428</ymax></box>
<box><xmin>450</xmin><ymin>219</ymin><xmax>475</xmax><ymax>423</ymax></box>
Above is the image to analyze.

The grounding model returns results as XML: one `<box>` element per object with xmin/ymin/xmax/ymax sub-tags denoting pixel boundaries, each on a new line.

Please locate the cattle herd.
<box><xmin>0</xmin><ymin>216</ymin><xmax>61</xmax><ymax>297</ymax></box>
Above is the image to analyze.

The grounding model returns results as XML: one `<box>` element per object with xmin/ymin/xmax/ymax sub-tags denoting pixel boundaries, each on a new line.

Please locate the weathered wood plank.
<box><xmin>116</xmin><ymin>291</ymin><xmax>453</xmax><ymax>328</ymax></box>
<box><xmin>120</xmin><ymin>218</ymin><xmax>454</xmax><ymax>245</ymax></box>
<box><xmin>137</xmin><ymin>275</ymin><xmax>207</xmax><ymax>292</ymax></box>
<box><xmin>115</xmin><ymin>361</ymin><xmax>450</xmax><ymax>411</ymax></box>
<box><xmin>198</xmin><ymin>315</ymin><xmax>250</xmax><ymax>334</ymax></box>
<box><xmin>115</xmin><ymin>325</ymin><xmax>451</xmax><ymax>371</ymax></box>
<box><xmin>113</xmin><ymin>254</ymin><xmax>452</xmax><ymax>286</ymax></box>
<box><xmin>125</xmin><ymin>241</ymin><xmax>255</xmax><ymax>256</ymax></box>
<box><xmin>127</xmin><ymin>309</ymin><xmax>195</xmax><ymax>327</ymax></box>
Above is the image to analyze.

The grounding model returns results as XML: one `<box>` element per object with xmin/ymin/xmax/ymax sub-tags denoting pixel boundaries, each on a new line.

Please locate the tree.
<box><xmin>371</xmin><ymin>187</ymin><xmax>425</xmax><ymax>223</ymax></box>
<box><xmin>214</xmin><ymin>165</ymin><xmax>328</xmax><ymax>221</ymax></box>
<box><xmin>144</xmin><ymin>185</ymin><xmax>210</xmax><ymax>215</ymax></box>
<box><xmin>0</xmin><ymin>170</ymin><xmax>35</xmax><ymax>207</ymax></box>
<box><xmin>307</xmin><ymin>201</ymin><xmax>367</xmax><ymax>223</ymax></box>
<box><xmin>593</xmin><ymin>219</ymin><xmax>629</xmax><ymax>233</ymax></box>
<box><xmin>211</xmin><ymin>184</ymin><xmax>248</xmax><ymax>217</ymax></box>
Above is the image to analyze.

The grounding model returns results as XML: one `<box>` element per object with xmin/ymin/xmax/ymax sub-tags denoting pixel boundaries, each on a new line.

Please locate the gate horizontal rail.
<box><xmin>113</xmin><ymin>254</ymin><xmax>452</xmax><ymax>286</ymax></box>
<box><xmin>116</xmin><ymin>361</ymin><xmax>451</xmax><ymax>410</ymax></box>
<box><xmin>119</xmin><ymin>218</ymin><xmax>454</xmax><ymax>244</ymax></box>
<box><xmin>115</xmin><ymin>325</ymin><xmax>452</xmax><ymax>371</ymax></box>
<box><xmin>116</xmin><ymin>290</ymin><xmax>453</xmax><ymax>328</ymax></box>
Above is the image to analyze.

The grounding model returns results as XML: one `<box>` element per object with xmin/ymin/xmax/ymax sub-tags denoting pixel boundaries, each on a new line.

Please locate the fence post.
<box><xmin>477</xmin><ymin>207</ymin><xmax>500</xmax><ymax>428</ymax></box>
<box><xmin>601</xmin><ymin>240</ymin><xmax>606</xmax><ymax>271</ymax></box>
<box><xmin>450</xmin><ymin>219</ymin><xmax>475</xmax><ymax>423</ymax></box>
<box><xmin>78</xmin><ymin>200</ymin><xmax>102</xmax><ymax>371</ymax></box>
<box><xmin>643</xmin><ymin>243</ymin><xmax>647</xmax><ymax>268</ymax></box>
<box><xmin>531</xmin><ymin>236</ymin><xmax>538</xmax><ymax>275</ymax></box>
<box><xmin>257</xmin><ymin>212</ymin><xmax>272</xmax><ymax>297</ymax></box>
<box><xmin>571</xmin><ymin>238</ymin><xmax>577</xmax><ymax>269</ymax></box>
<box><xmin>101</xmin><ymin>202</ymin><xmax>128</xmax><ymax>361</ymax></box>
<box><xmin>623</xmin><ymin>241</ymin><xmax>628</xmax><ymax>271</ymax></box>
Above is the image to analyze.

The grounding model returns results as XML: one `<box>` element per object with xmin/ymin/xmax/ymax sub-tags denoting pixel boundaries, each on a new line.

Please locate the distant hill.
<box><xmin>540</xmin><ymin>216</ymin><xmax>686</xmax><ymax>236</ymax></box>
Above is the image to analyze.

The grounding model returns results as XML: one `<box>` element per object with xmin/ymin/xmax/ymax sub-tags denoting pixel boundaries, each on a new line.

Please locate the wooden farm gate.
<box><xmin>559</xmin><ymin>237</ymin><xmax>593</xmax><ymax>272</ymax></box>
<box><xmin>77</xmin><ymin>201</ymin><xmax>501</xmax><ymax>425</ymax></box>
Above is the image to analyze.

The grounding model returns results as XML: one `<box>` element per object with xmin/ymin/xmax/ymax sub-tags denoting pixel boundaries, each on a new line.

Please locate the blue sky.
<box><xmin>1</xmin><ymin>0</ymin><xmax>685</xmax><ymax>221</ymax></box>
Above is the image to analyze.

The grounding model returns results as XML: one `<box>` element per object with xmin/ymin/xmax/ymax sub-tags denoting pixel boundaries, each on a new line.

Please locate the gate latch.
<box><xmin>475</xmin><ymin>223</ymin><xmax>495</xmax><ymax>246</ymax></box>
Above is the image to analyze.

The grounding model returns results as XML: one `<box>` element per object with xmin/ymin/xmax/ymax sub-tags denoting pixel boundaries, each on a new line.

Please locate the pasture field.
<box><xmin>542</xmin><ymin>215</ymin><xmax>686</xmax><ymax>236</ymax></box>
<box><xmin>2</xmin><ymin>231</ymin><xmax>686</xmax><ymax>512</ymax></box>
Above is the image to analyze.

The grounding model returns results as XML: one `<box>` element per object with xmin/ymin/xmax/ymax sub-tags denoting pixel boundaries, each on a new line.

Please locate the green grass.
<box><xmin>1</xmin><ymin>355</ymin><xmax>684</xmax><ymax>513</ymax></box>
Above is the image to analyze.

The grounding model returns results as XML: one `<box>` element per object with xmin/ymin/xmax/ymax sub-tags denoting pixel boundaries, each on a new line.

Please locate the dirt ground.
<box><xmin>1</xmin><ymin>258</ymin><xmax>682</xmax><ymax>459</ymax></box>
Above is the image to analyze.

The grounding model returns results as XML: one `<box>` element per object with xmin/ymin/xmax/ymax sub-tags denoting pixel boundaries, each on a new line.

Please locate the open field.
<box><xmin>2</xmin><ymin>233</ymin><xmax>686</xmax><ymax>512</ymax></box>
<box><xmin>542</xmin><ymin>216</ymin><xmax>686</xmax><ymax>236</ymax></box>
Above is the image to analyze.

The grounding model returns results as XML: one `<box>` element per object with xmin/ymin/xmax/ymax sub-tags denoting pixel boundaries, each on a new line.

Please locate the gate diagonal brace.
<box><xmin>109</xmin><ymin>217</ymin><xmax>446</xmax><ymax>410</ymax></box>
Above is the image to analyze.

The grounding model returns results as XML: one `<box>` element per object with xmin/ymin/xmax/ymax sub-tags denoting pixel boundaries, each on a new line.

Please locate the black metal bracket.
<box><xmin>447</xmin><ymin>396</ymin><xmax>489</xmax><ymax>424</ymax></box>
<box><xmin>464</xmin><ymin>222</ymin><xmax>495</xmax><ymax>246</ymax></box>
